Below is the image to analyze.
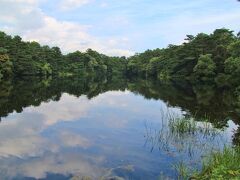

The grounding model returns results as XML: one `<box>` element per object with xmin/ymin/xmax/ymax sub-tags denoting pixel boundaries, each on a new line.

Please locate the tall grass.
<box><xmin>173</xmin><ymin>161</ymin><xmax>191</xmax><ymax>180</ymax></box>
<box><xmin>168</xmin><ymin>115</ymin><xmax>220</xmax><ymax>139</ymax></box>
<box><xmin>193</xmin><ymin>146</ymin><xmax>240</xmax><ymax>179</ymax></box>
<box><xmin>169</xmin><ymin>117</ymin><xmax>197</xmax><ymax>136</ymax></box>
<box><xmin>144</xmin><ymin>110</ymin><xmax>223</xmax><ymax>156</ymax></box>
<box><xmin>144</xmin><ymin>109</ymin><xmax>231</xmax><ymax>179</ymax></box>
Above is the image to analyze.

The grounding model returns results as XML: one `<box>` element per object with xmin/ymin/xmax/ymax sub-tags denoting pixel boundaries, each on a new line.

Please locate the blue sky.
<box><xmin>0</xmin><ymin>0</ymin><xmax>239</xmax><ymax>56</ymax></box>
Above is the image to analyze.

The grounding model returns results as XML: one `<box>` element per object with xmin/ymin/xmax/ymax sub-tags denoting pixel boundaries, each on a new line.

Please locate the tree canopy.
<box><xmin>126</xmin><ymin>28</ymin><xmax>240</xmax><ymax>85</ymax></box>
<box><xmin>0</xmin><ymin>28</ymin><xmax>240</xmax><ymax>87</ymax></box>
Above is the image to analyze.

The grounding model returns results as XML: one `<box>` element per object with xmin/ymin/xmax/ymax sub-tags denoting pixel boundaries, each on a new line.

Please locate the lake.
<box><xmin>0</xmin><ymin>77</ymin><xmax>239</xmax><ymax>179</ymax></box>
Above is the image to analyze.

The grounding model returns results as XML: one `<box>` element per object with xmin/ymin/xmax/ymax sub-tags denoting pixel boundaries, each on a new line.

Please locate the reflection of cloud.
<box><xmin>26</xmin><ymin>93</ymin><xmax>91</xmax><ymax>126</ymax></box>
<box><xmin>59</xmin><ymin>131</ymin><xmax>91</xmax><ymax>148</ymax></box>
<box><xmin>0</xmin><ymin>152</ymin><xmax>106</xmax><ymax>179</ymax></box>
<box><xmin>0</xmin><ymin>90</ymin><xmax>170</xmax><ymax>159</ymax></box>
<box><xmin>0</xmin><ymin>113</ymin><xmax>52</xmax><ymax>158</ymax></box>
<box><xmin>0</xmin><ymin>91</ymin><xmax>133</xmax><ymax>159</ymax></box>
<box><xmin>0</xmin><ymin>89</ymin><xmax>188</xmax><ymax>179</ymax></box>
<box><xmin>0</xmin><ymin>135</ymin><xmax>47</xmax><ymax>158</ymax></box>
<box><xmin>0</xmin><ymin>97</ymin><xmax>93</xmax><ymax>158</ymax></box>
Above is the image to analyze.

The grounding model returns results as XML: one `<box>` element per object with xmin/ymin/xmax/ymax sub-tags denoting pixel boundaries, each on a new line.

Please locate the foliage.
<box><xmin>193</xmin><ymin>147</ymin><xmax>240</xmax><ymax>179</ymax></box>
<box><xmin>0</xmin><ymin>31</ymin><xmax>127</xmax><ymax>78</ymax></box>
<box><xmin>193</xmin><ymin>54</ymin><xmax>216</xmax><ymax>81</ymax></box>
<box><xmin>0</xmin><ymin>28</ymin><xmax>240</xmax><ymax>87</ymax></box>
<box><xmin>0</xmin><ymin>47</ymin><xmax>12</xmax><ymax>80</ymax></box>
<box><xmin>126</xmin><ymin>28</ymin><xmax>239</xmax><ymax>85</ymax></box>
<box><xmin>225</xmin><ymin>57</ymin><xmax>240</xmax><ymax>77</ymax></box>
<box><xmin>169</xmin><ymin>117</ymin><xmax>197</xmax><ymax>135</ymax></box>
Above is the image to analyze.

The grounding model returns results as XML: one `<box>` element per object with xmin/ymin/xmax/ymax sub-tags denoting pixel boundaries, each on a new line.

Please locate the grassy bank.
<box><xmin>192</xmin><ymin>146</ymin><xmax>240</xmax><ymax>179</ymax></box>
<box><xmin>168</xmin><ymin>117</ymin><xmax>240</xmax><ymax>179</ymax></box>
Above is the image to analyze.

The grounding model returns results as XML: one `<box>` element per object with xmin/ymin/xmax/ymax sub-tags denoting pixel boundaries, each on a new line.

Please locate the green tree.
<box><xmin>228</xmin><ymin>40</ymin><xmax>240</xmax><ymax>58</ymax></box>
<box><xmin>193</xmin><ymin>54</ymin><xmax>216</xmax><ymax>81</ymax></box>
<box><xmin>0</xmin><ymin>48</ymin><xmax>13</xmax><ymax>80</ymax></box>
<box><xmin>225</xmin><ymin>57</ymin><xmax>240</xmax><ymax>77</ymax></box>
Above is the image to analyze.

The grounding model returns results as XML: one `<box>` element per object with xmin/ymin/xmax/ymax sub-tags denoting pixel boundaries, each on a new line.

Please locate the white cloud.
<box><xmin>0</xmin><ymin>0</ymin><xmax>44</xmax><ymax>34</ymax></box>
<box><xmin>23</xmin><ymin>15</ymin><xmax>134</xmax><ymax>56</ymax></box>
<box><xmin>59</xmin><ymin>0</ymin><xmax>92</xmax><ymax>10</ymax></box>
<box><xmin>100</xmin><ymin>2</ymin><xmax>108</xmax><ymax>8</ymax></box>
<box><xmin>0</xmin><ymin>0</ymin><xmax>134</xmax><ymax>56</ymax></box>
<box><xmin>146</xmin><ymin>9</ymin><xmax>240</xmax><ymax>47</ymax></box>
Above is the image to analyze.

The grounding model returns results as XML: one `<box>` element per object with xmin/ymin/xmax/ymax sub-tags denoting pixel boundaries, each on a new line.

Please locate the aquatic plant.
<box><xmin>144</xmin><ymin>110</ymin><xmax>222</xmax><ymax>157</ymax></box>
<box><xmin>144</xmin><ymin>109</ymin><xmax>233</xmax><ymax>179</ymax></box>
<box><xmin>168</xmin><ymin>115</ymin><xmax>221</xmax><ymax>139</ymax></box>
<box><xmin>168</xmin><ymin>117</ymin><xmax>197</xmax><ymax>136</ymax></box>
<box><xmin>173</xmin><ymin>161</ymin><xmax>191</xmax><ymax>180</ymax></box>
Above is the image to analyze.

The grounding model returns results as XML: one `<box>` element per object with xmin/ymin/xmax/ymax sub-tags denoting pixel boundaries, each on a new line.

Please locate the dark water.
<box><xmin>0</xmin><ymin>77</ymin><xmax>239</xmax><ymax>180</ymax></box>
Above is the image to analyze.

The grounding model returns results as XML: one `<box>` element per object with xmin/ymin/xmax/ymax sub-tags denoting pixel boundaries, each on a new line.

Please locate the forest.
<box><xmin>0</xmin><ymin>28</ymin><xmax>240</xmax><ymax>87</ymax></box>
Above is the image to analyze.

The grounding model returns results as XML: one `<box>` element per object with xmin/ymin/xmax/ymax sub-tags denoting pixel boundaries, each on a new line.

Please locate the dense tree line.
<box><xmin>0</xmin><ymin>47</ymin><xmax>12</xmax><ymax>79</ymax></box>
<box><xmin>0</xmin><ymin>29</ymin><xmax>240</xmax><ymax>87</ymax></box>
<box><xmin>0</xmin><ymin>31</ymin><xmax>127</xmax><ymax>80</ymax></box>
<box><xmin>127</xmin><ymin>29</ymin><xmax>240</xmax><ymax>85</ymax></box>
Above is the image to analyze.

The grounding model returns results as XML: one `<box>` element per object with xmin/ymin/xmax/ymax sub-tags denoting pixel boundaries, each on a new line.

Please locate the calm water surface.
<box><xmin>0</xmin><ymin>77</ymin><xmax>239</xmax><ymax>179</ymax></box>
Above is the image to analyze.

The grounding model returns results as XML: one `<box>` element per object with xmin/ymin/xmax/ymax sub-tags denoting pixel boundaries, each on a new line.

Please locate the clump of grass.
<box><xmin>169</xmin><ymin>117</ymin><xmax>197</xmax><ymax>136</ymax></box>
<box><xmin>192</xmin><ymin>146</ymin><xmax>240</xmax><ymax>179</ymax></box>
<box><xmin>168</xmin><ymin>115</ymin><xmax>220</xmax><ymax>139</ymax></box>
<box><xmin>174</xmin><ymin>162</ymin><xmax>191</xmax><ymax>180</ymax></box>
<box><xmin>144</xmin><ymin>110</ymin><xmax>234</xmax><ymax>179</ymax></box>
<box><xmin>144</xmin><ymin>111</ymin><xmax>222</xmax><ymax>158</ymax></box>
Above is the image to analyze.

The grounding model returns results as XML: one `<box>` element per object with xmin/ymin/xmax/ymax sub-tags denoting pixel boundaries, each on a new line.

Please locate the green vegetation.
<box><xmin>169</xmin><ymin>117</ymin><xmax>197</xmax><ymax>136</ymax></box>
<box><xmin>168</xmin><ymin>116</ymin><xmax>220</xmax><ymax>138</ymax></box>
<box><xmin>193</xmin><ymin>54</ymin><xmax>216</xmax><ymax>81</ymax></box>
<box><xmin>0</xmin><ymin>31</ymin><xmax>127</xmax><ymax>79</ymax></box>
<box><xmin>145</xmin><ymin>114</ymin><xmax>223</xmax><ymax>172</ymax></box>
<box><xmin>0</xmin><ymin>47</ymin><xmax>12</xmax><ymax>80</ymax></box>
<box><xmin>127</xmin><ymin>29</ymin><xmax>240</xmax><ymax>86</ymax></box>
<box><xmin>174</xmin><ymin>162</ymin><xmax>191</xmax><ymax>180</ymax></box>
<box><xmin>192</xmin><ymin>147</ymin><xmax>240</xmax><ymax>179</ymax></box>
<box><xmin>167</xmin><ymin>117</ymin><xmax>240</xmax><ymax>179</ymax></box>
<box><xmin>144</xmin><ymin>113</ymin><xmax>240</xmax><ymax>179</ymax></box>
<box><xmin>1</xmin><ymin>28</ymin><xmax>240</xmax><ymax>89</ymax></box>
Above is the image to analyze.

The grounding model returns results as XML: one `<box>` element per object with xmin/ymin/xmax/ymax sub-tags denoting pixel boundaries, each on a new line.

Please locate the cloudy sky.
<box><xmin>0</xmin><ymin>0</ymin><xmax>239</xmax><ymax>56</ymax></box>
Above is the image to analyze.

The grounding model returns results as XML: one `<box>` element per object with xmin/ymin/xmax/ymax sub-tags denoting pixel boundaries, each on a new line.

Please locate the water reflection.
<box><xmin>144</xmin><ymin>114</ymin><xmax>235</xmax><ymax>172</ymax></box>
<box><xmin>0</xmin><ymin>77</ymin><xmax>239</xmax><ymax>179</ymax></box>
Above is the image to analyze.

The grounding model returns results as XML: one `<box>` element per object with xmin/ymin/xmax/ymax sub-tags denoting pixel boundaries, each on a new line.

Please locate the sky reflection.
<box><xmin>0</xmin><ymin>90</ymin><xmax>236</xmax><ymax>179</ymax></box>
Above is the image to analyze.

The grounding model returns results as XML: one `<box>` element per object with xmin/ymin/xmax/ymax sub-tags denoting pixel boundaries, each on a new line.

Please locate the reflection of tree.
<box><xmin>144</xmin><ymin>112</ymin><xmax>224</xmax><ymax>160</ymax></box>
<box><xmin>128</xmin><ymin>78</ymin><xmax>240</xmax><ymax>127</ymax></box>
<box><xmin>233</xmin><ymin>128</ymin><xmax>240</xmax><ymax>146</ymax></box>
<box><xmin>0</xmin><ymin>76</ymin><xmax>239</xmax><ymax>144</ymax></box>
<box><xmin>193</xmin><ymin>85</ymin><xmax>215</xmax><ymax>106</ymax></box>
<box><xmin>143</xmin><ymin>109</ymin><xmax>234</xmax><ymax>179</ymax></box>
<box><xmin>0</xmin><ymin>79</ymin><xmax>13</xmax><ymax>117</ymax></box>
<box><xmin>0</xmin><ymin>76</ymin><xmax>127</xmax><ymax>119</ymax></box>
